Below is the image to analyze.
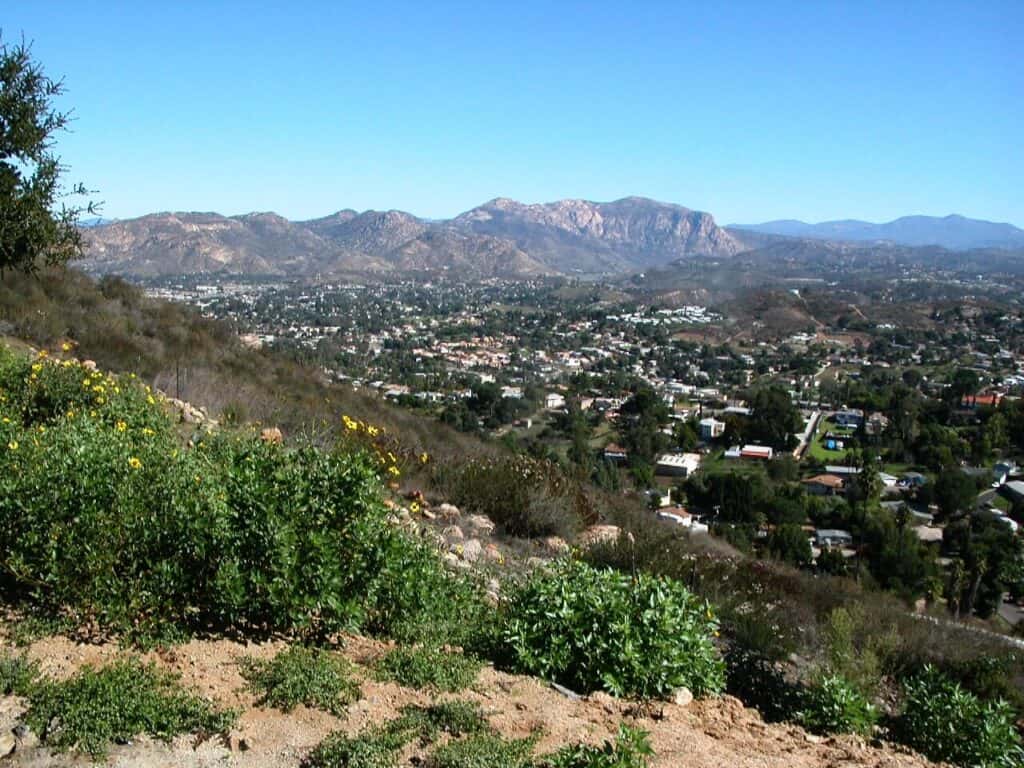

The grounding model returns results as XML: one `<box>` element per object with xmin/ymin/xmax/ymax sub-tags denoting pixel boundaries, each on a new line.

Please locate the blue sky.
<box><xmin>4</xmin><ymin>1</ymin><xmax>1021</xmax><ymax>225</ymax></box>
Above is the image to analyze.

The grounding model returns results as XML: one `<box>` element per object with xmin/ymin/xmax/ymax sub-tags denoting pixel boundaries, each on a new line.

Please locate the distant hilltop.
<box><xmin>79</xmin><ymin>197</ymin><xmax>1024</xmax><ymax>279</ymax></box>
<box><xmin>730</xmin><ymin>214</ymin><xmax>1024</xmax><ymax>251</ymax></box>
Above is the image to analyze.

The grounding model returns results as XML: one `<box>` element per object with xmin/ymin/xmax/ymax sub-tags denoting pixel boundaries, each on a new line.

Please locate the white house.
<box><xmin>545</xmin><ymin>393</ymin><xmax>567</xmax><ymax>410</ymax></box>
<box><xmin>699</xmin><ymin>417</ymin><xmax>725</xmax><ymax>440</ymax></box>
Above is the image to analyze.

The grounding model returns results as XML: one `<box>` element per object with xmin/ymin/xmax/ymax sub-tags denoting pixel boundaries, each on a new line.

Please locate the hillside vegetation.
<box><xmin>1</xmin><ymin>267</ymin><xmax>1023</xmax><ymax>767</ymax></box>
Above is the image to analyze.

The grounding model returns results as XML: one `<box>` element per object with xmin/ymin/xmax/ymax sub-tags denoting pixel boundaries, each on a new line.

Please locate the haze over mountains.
<box><xmin>731</xmin><ymin>214</ymin><xmax>1024</xmax><ymax>251</ymax></box>
<box><xmin>81</xmin><ymin>197</ymin><xmax>1023</xmax><ymax>279</ymax></box>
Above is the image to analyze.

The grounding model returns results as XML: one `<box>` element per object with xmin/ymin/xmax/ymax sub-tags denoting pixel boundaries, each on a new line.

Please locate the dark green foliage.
<box><xmin>796</xmin><ymin>675</ymin><xmax>877</xmax><ymax>736</ymax></box>
<box><xmin>0</xmin><ymin>38</ymin><xmax>94</xmax><ymax>274</ymax></box>
<box><xmin>23</xmin><ymin>658</ymin><xmax>236</xmax><ymax>759</ymax></box>
<box><xmin>502</xmin><ymin>560</ymin><xmax>724</xmax><ymax>699</ymax></box>
<box><xmin>425</xmin><ymin>733</ymin><xmax>537</xmax><ymax>768</ymax></box>
<box><xmin>724</xmin><ymin>650</ymin><xmax>803</xmax><ymax>723</ymax></box>
<box><xmin>542</xmin><ymin>725</ymin><xmax>653</xmax><ymax>768</ymax></box>
<box><xmin>240</xmin><ymin>646</ymin><xmax>360</xmax><ymax>716</ymax></box>
<box><xmin>393</xmin><ymin>701</ymin><xmax>491</xmax><ymax>742</ymax></box>
<box><xmin>765</xmin><ymin>524</ymin><xmax>812</xmax><ymax>567</ymax></box>
<box><xmin>892</xmin><ymin>666</ymin><xmax>1023</xmax><ymax>768</ymax></box>
<box><xmin>0</xmin><ymin>652</ymin><xmax>39</xmax><ymax>695</ymax></box>
<box><xmin>375</xmin><ymin>645</ymin><xmax>483</xmax><ymax>692</ymax></box>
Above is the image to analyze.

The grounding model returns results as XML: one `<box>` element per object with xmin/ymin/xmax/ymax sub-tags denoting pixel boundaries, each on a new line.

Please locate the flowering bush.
<box><xmin>0</xmin><ymin>344</ymin><xmax>482</xmax><ymax>643</ymax></box>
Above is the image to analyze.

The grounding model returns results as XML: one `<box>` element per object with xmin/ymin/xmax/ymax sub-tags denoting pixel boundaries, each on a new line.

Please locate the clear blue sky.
<box><xmin>4</xmin><ymin>1</ymin><xmax>1021</xmax><ymax>225</ymax></box>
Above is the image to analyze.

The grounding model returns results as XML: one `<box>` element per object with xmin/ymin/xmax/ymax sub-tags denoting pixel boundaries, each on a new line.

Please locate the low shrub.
<box><xmin>433</xmin><ymin>455</ymin><xmax>594</xmax><ymax>538</ymax></box>
<box><xmin>239</xmin><ymin>646</ymin><xmax>360</xmax><ymax>716</ymax></box>
<box><xmin>375</xmin><ymin>645</ymin><xmax>483</xmax><ymax>692</ymax></box>
<box><xmin>24</xmin><ymin>657</ymin><xmax>235</xmax><ymax>759</ymax></box>
<box><xmin>724</xmin><ymin>649</ymin><xmax>803</xmax><ymax>723</ymax></box>
<box><xmin>0</xmin><ymin>652</ymin><xmax>39</xmax><ymax>696</ymax></box>
<box><xmin>796</xmin><ymin>674</ymin><xmax>877</xmax><ymax>736</ymax></box>
<box><xmin>892</xmin><ymin>666</ymin><xmax>1023</xmax><ymax>768</ymax></box>
<box><xmin>303</xmin><ymin>729</ymin><xmax>404</xmax><ymax>768</ymax></box>
<box><xmin>543</xmin><ymin>724</ymin><xmax>653</xmax><ymax>768</ymax></box>
<box><xmin>425</xmin><ymin>733</ymin><xmax>537</xmax><ymax>768</ymax></box>
<box><xmin>501</xmin><ymin>559</ymin><xmax>725</xmax><ymax>699</ymax></box>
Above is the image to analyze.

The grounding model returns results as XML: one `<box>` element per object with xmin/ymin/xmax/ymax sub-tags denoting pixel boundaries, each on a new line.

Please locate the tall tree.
<box><xmin>1</xmin><ymin>38</ymin><xmax>96</xmax><ymax>273</ymax></box>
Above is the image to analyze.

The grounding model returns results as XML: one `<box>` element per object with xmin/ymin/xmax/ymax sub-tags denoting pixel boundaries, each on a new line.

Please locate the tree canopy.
<box><xmin>1</xmin><ymin>37</ymin><xmax>94</xmax><ymax>273</ymax></box>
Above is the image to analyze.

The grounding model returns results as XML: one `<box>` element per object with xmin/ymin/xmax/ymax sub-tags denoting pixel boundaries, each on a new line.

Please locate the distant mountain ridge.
<box><xmin>730</xmin><ymin>214</ymin><xmax>1024</xmax><ymax>250</ymax></box>
<box><xmin>81</xmin><ymin>197</ymin><xmax>742</xmax><ymax>278</ymax></box>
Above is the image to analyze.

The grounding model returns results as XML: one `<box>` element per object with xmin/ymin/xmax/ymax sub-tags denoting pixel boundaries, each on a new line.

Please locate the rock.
<box><xmin>803</xmin><ymin>733</ymin><xmax>823</xmax><ymax>744</ymax></box>
<box><xmin>541</xmin><ymin>535</ymin><xmax>569</xmax><ymax>554</ymax></box>
<box><xmin>483</xmin><ymin>543</ymin><xmax>503</xmax><ymax>563</ymax></box>
<box><xmin>0</xmin><ymin>732</ymin><xmax>16</xmax><ymax>758</ymax></box>
<box><xmin>81</xmin><ymin>359</ymin><xmax>98</xmax><ymax>371</ymax></box>
<box><xmin>672</xmin><ymin>687</ymin><xmax>693</xmax><ymax>707</ymax></box>
<box><xmin>461</xmin><ymin>538</ymin><xmax>483</xmax><ymax>563</ymax></box>
<box><xmin>259</xmin><ymin>427</ymin><xmax>283</xmax><ymax>444</ymax></box>
<box><xmin>442</xmin><ymin>525</ymin><xmax>465</xmax><ymax>541</ymax></box>
<box><xmin>577</xmin><ymin>525</ymin><xmax>622</xmax><ymax>548</ymax></box>
<box><xmin>463</xmin><ymin>514</ymin><xmax>496</xmax><ymax>536</ymax></box>
<box><xmin>420</xmin><ymin>509</ymin><xmax>436</xmax><ymax>521</ymax></box>
<box><xmin>436</xmin><ymin>503</ymin><xmax>461</xmax><ymax>520</ymax></box>
<box><xmin>484</xmin><ymin>591</ymin><xmax>500</xmax><ymax>607</ymax></box>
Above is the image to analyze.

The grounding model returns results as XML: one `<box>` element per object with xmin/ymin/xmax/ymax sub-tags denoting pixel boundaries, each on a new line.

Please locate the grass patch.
<box><xmin>239</xmin><ymin>646</ymin><xmax>360</xmax><ymax>716</ymax></box>
<box><xmin>542</xmin><ymin>724</ymin><xmax>653</xmax><ymax>767</ymax></box>
<box><xmin>375</xmin><ymin>645</ymin><xmax>483</xmax><ymax>692</ymax></box>
<box><xmin>24</xmin><ymin>657</ymin><xmax>235</xmax><ymax>759</ymax></box>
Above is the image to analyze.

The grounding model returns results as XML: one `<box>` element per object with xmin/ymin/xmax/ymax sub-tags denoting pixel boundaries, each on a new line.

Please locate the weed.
<box><xmin>796</xmin><ymin>674</ymin><xmax>877</xmax><ymax>736</ymax></box>
<box><xmin>0</xmin><ymin>652</ymin><xmax>38</xmax><ymax>696</ymax></box>
<box><xmin>424</xmin><ymin>732</ymin><xmax>537</xmax><ymax>768</ymax></box>
<box><xmin>24</xmin><ymin>657</ymin><xmax>235</xmax><ymax>759</ymax></box>
<box><xmin>302</xmin><ymin>728</ymin><xmax>404</xmax><ymax>768</ymax></box>
<box><xmin>542</xmin><ymin>724</ymin><xmax>653</xmax><ymax>767</ymax></box>
<box><xmin>375</xmin><ymin>645</ymin><xmax>482</xmax><ymax>693</ymax></box>
<box><xmin>239</xmin><ymin>646</ymin><xmax>360</xmax><ymax>716</ymax></box>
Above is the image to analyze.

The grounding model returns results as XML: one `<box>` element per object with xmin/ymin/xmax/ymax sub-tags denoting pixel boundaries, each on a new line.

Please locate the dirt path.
<box><xmin>0</xmin><ymin>631</ymin><xmax>939</xmax><ymax>768</ymax></box>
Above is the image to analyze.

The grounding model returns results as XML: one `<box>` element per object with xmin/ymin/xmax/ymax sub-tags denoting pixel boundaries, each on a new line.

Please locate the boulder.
<box><xmin>483</xmin><ymin>543</ymin><xmax>503</xmax><ymax>563</ymax></box>
<box><xmin>442</xmin><ymin>525</ymin><xmax>465</xmax><ymax>541</ymax></box>
<box><xmin>436</xmin><ymin>503</ymin><xmax>461</xmax><ymax>520</ymax></box>
<box><xmin>0</xmin><ymin>732</ymin><xmax>15</xmax><ymax>758</ymax></box>
<box><xmin>672</xmin><ymin>687</ymin><xmax>693</xmax><ymax>707</ymax></box>
<box><xmin>461</xmin><ymin>538</ymin><xmax>483</xmax><ymax>563</ymax></box>
<box><xmin>541</xmin><ymin>536</ymin><xmax>569</xmax><ymax>554</ymax></box>
<box><xmin>464</xmin><ymin>514</ymin><xmax>496</xmax><ymax>536</ymax></box>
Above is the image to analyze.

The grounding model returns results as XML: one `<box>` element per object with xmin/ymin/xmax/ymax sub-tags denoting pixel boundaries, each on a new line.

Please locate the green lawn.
<box><xmin>806</xmin><ymin>418</ymin><xmax>851</xmax><ymax>462</ymax></box>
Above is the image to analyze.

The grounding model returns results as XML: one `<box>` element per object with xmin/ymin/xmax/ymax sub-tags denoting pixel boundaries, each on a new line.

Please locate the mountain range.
<box><xmin>730</xmin><ymin>214</ymin><xmax>1024</xmax><ymax>250</ymax></box>
<box><xmin>80</xmin><ymin>198</ymin><xmax>1022</xmax><ymax>279</ymax></box>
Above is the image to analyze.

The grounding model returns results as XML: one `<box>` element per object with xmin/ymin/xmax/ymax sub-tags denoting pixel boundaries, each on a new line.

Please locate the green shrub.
<box><xmin>303</xmin><ymin>701</ymin><xmax>490</xmax><ymax>768</ymax></box>
<box><xmin>0</xmin><ymin>652</ymin><xmax>39</xmax><ymax>696</ymax></box>
<box><xmin>375</xmin><ymin>645</ymin><xmax>483</xmax><ymax>692</ymax></box>
<box><xmin>501</xmin><ymin>560</ymin><xmax>724</xmax><ymax>699</ymax></box>
<box><xmin>303</xmin><ymin>729</ymin><xmax>403</xmax><ymax>768</ymax></box>
<box><xmin>425</xmin><ymin>733</ymin><xmax>537</xmax><ymax>768</ymax></box>
<box><xmin>893</xmin><ymin>666</ymin><xmax>1023</xmax><ymax>768</ymax></box>
<box><xmin>24</xmin><ymin>657</ymin><xmax>235</xmax><ymax>759</ymax></box>
<box><xmin>240</xmin><ymin>646</ymin><xmax>360</xmax><ymax>716</ymax></box>
<box><xmin>724</xmin><ymin>649</ymin><xmax>802</xmax><ymax>723</ymax></box>
<box><xmin>543</xmin><ymin>724</ymin><xmax>653</xmax><ymax>768</ymax></box>
<box><xmin>796</xmin><ymin>674</ymin><xmax>877</xmax><ymax>736</ymax></box>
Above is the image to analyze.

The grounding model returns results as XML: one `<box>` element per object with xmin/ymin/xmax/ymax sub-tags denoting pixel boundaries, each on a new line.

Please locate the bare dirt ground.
<box><xmin>0</xmin><ymin>630</ymin><xmax>941</xmax><ymax>768</ymax></box>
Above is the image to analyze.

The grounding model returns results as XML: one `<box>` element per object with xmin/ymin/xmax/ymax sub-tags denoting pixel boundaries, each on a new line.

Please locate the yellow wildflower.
<box><xmin>7</xmin><ymin>440</ymin><xmax>17</xmax><ymax>451</ymax></box>
<box><xmin>128</xmin><ymin>456</ymin><xmax>142</xmax><ymax>470</ymax></box>
<box><xmin>61</xmin><ymin>342</ymin><xmax>73</xmax><ymax>352</ymax></box>
<box><xmin>410</xmin><ymin>501</ymin><xmax>421</xmax><ymax>514</ymax></box>
<box><xmin>115</xmin><ymin>421</ymin><xmax>127</xmax><ymax>432</ymax></box>
<box><xmin>367</xmin><ymin>425</ymin><xmax>379</xmax><ymax>436</ymax></box>
<box><xmin>31</xmin><ymin>363</ymin><xmax>43</xmax><ymax>373</ymax></box>
<box><xmin>420</xmin><ymin>452</ymin><xmax>429</xmax><ymax>464</ymax></box>
<box><xmin>95</xmin><ymin>396</ymin><xmax>105</xmax><ymax>405</ymax></box>
<box><xmin>142</xmin><ymin>428</ymin><xmax>155</xmax><ymax>436</ymax></box>
<box><xmin>36</xmin><ymin>349</ymin><xmax>48</xmax><ymax>358</ymax></box>
<box><xmin>388</xmin><ymin>465</ymin><xmax>400</xmax><ymax>477</ymax></box>
<box><xmin>147</xmin><ymin>395</ymin><xmax>156</xmax><ymax>405</ymax></box>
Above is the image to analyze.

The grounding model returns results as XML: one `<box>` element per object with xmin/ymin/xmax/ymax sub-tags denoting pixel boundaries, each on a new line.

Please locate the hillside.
<box><xmin>731</xmin><ymin>214</ymin><xmax>1024</xmax><ymax>250</ymax></box>
<box><xmin>80</xmin><ymin>197</ymin><xmax>743</xmax><ymax>278</ymax></box>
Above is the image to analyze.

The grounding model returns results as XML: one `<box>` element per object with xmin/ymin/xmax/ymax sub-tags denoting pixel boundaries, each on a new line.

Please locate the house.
<box><xmin>655</xmin><ymin>452</ymin><xmax>702</xmax><ymax>477</ymax></box>
<box><xmin>1002</xmin><ymin>480</ymin><xmax>1024</xmax><ymax>505</ymax></box>
<box><xmin>832</xmin><ymin>410</ymin><xmax>863</xmax><ymax>428</ymax></box>
<box><xmin>825</xmin><ymin>465</ymin><xmax>860</xmax><ymax>477</ymax></box>
<box><xmin>740</xmin><ymin>445</ymin><xmax>773</xmax><ymax>460</ymax></box>
<box><xmin>545</xmin><ymin>393</ymin><xmax>566</xmax><ymax>410</ymax></box>
<box><xmin>815</xmin><ymin>529</ymin><xmax>854</xmax><ymax>548</ymax></box>
<box><xmin>900</xmin><ymin>472</ymin><xmax>928</xmax><ymax>488</ymax></box>
<box><xmin>961</xmin><ymin>392</ymin><xmax>1003</xmax><ymax>410</ymax></box>
<box><xmin>603</xmin><ymin>443</ymin><xmax>628</xmax><ymax>465</ymax></box>
<box><xmin>699</xmin><ymin>417</ymin><xmax>726</xmax><ymax>440</ymax></box>
<box><xmin>802</xmin><ymin>474</ymin><xmax>845</xmax><ymax>496</ymax></box>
